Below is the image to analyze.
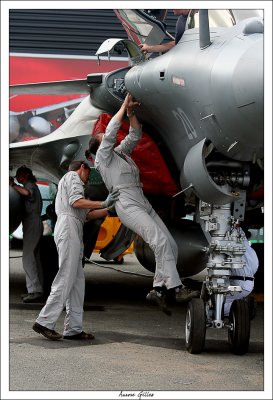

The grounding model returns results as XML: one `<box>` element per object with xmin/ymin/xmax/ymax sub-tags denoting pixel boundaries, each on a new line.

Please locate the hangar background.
<box><xmin>9</xmin><ymin>9</ymin><xmax>177</xmax><ymax>56</ymax></box>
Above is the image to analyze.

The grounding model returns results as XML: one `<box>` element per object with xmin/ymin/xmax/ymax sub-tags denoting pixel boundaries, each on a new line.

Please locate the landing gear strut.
<box><xmin>181</xmin><ymin>140</ymin><xmax>255</xmax><ymax>355</ymax></box>
<box><xmin>185</xmin><ymin>195</ymin><xmax>250</xmax><ymax>355</ymax></box>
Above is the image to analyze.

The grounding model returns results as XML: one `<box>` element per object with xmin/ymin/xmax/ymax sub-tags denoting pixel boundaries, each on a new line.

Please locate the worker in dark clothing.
<box><xmin>10</xmin><ymin>166</ymin><xmax>44</xmax><ymax>303</ymax></box>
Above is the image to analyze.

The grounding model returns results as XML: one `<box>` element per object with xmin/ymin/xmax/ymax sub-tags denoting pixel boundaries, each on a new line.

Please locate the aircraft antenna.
<box><xmin>199</xmin><ymin>9</ymin><xmax>212</xmax><ymax>49</ymax></box>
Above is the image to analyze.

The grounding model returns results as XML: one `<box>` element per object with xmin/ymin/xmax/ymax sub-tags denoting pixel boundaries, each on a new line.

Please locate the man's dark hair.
<box><xmin>16</xmin><ymin>165</ymin><xmax>37</xmax><ymax>182</ymax></box>
<box><xmin>85</xmin><ymin>135</ymin><xmax>101</xmax><ymax>159</ymax></box>
<box><xmin>68</xmin><ymin>160</ymin><xmax>90</xmax><ymax>172</ymax></box>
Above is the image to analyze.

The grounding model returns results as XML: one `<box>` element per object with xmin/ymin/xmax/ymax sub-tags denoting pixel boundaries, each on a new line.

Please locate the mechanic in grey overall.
<box><xmin>224</xmin><ymin>229</ymin><xmax>259</xmax><ymax>317</ymax></box>
<box><xmin>87</xmin><ymin>94</ymin><xmax>186</xmax><ymax>315</ymax></box>
<box><xmin>10</xmin><ymin>166</ymin><xmax>44</xmax><ymax>303</ymax></box>
<box><xmin>33</xmin><ymin>160</ymin><xmax>119</xmax><ymax>340</ymax></box>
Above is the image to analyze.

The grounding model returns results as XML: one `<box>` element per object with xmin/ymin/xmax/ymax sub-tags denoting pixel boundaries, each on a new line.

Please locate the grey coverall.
<box><xmin>36</xmin><ymin>172</ymin><xmax>88</xmax><ymax>335</ymax></box>
<box><xmin>224</xmin><ymin>238</ymin><xmax>259</xmax><ymax>316</ymax></box>
<box><xmin>95</xmin><ymin>118</ymin><xmax>182</xmax><ymax>290</ymax></box>
<box><xmin>22</xmin><ymin>181</ymin><xmax>43</xmax><ymax>294</ymax></box>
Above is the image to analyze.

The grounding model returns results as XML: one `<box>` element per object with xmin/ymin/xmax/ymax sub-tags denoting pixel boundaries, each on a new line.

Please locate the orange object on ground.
<box><xmin>93</xmin><ymin>216</ymin><xmax>134</xmax><ymax>258</ymax></box>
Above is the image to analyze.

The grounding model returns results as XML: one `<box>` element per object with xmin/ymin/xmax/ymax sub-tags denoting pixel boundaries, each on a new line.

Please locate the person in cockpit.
<box><xmin>139</xmin><ymin>9</ymin><xmax>191</xmax><ymax>54</ymax></box>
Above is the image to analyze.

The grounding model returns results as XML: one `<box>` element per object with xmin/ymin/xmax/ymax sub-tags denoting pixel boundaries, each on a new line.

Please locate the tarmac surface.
<box><xmin>4</xmin><ymin>247</ymin><xmax>270</xmax><ymax>399</ymax></box>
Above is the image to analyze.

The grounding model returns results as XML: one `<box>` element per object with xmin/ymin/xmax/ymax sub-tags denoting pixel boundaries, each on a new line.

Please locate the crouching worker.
<box><xmin>33</xmin><ymin>160</ymin><xmax>119</xmax><ymax>340</ymax></box>
<box><xmin>224</xmin><ymin>228</ymin><xmax>259</xmax><ymax>318</ymax></box>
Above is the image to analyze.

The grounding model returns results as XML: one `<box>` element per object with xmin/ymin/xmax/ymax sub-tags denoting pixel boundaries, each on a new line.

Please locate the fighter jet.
<box><xmin>9</xmin><ymin>9</ymin><xmax>264</xmax><ymax>354</ymax></box>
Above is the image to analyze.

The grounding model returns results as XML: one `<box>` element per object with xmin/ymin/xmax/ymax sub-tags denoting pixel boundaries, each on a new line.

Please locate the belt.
<box><xmin>230</xmin><ymin>276</ymin><xmax>254</xmax><ymax>281</ymax></box>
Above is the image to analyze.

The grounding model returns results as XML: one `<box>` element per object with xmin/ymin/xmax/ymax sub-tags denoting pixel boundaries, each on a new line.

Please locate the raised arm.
<box><xmin>126</xmin><ymin>96</ymin><xmax>141</xmax><ymax>130</ymax></box>
<box><xmin>112</xmin><ymin>93</ymin><xmax>140</xmax><ymax>125</ymax></box>
<box><xmin>9</xmin><ymin>177</ymin><xmax>30</xmax><ymax>197</ymax></box>
<box><xmin>114</xmin><ymin>94</ymin><xmax>142</xmax><ymax>155</ymax></box>
<box><xmin>96</xmin><ymin>93</ymin><xmax>141</xmax><ymax>163</ymax></box>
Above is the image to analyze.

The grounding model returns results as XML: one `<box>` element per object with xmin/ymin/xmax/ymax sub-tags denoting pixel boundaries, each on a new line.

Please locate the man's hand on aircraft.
<box><xmin>139</xmin><ymin>43</ymin><xmax>151</xmax><ymax>54</ymax></box>
<box><xmin>124</xmin><ymin>93</ymin><xmax>140</xmax><ymax>117</ymax></box>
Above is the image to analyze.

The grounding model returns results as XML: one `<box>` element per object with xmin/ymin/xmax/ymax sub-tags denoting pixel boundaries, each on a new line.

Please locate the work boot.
<box><xmin>32</xmin><ymin>322</ymin><xmax>62</xmax><ymax>341</ymax></box>
<box><xmin>165</xmin><ymin>288</ymin><xmax>177</xmax><ymax>307</ymax></box>
<box><xmin>175</xmin><ymin>287</ymin><xmax>200</xmax><ymax>303</ymax></box>
<box><xmin>146</xmin><ymin>289</ymin><xmax>172</xmax><ymax>316</ymax></box>
<box><xmin>63</xmin><ymin>331</ymin><xmax>95</xmax><ymax>340</ymax></box>
<box><xmin>23</xmin><ymin>292</ymin><xmax>43</xmax><ymax>303</ymax></box>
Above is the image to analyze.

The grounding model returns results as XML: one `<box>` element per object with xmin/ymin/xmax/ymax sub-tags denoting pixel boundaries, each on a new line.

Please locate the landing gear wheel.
<box><xmin>228</xmin><ymin>299</ymin><xmax>250</xmax><ymax>355</ymax></box>
<box><xmin>185</xmin><ymin>298</ymin><xmax>206</xmax><ymax>354</ymax></box>
<box><xmin>245</xmin><ymin>295</ymin><xmax>257</xmax><ymax>320</ymax></box>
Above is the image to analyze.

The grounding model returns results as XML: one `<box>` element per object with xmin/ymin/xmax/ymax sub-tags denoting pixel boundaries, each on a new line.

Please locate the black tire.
<box><xmin>245</xmin><ymin>295</ymin><xmax>257</xmax><ymax>320</ymax></box>
<box><xmin>228</xmin><ymin>299</ymin><xmax>250</xmax><ymax>355</ymax></box>
<box><xmin>185</xmin><ymin>298</ymin><xmax>206</xmax><ymax>354</ymax></box>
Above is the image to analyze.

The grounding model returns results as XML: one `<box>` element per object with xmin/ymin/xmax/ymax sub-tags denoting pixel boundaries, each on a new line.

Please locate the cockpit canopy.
<box><xmin>96</xmin><ymin>9</ymin><xmax>263</xmax><ymax>65</ymax></box>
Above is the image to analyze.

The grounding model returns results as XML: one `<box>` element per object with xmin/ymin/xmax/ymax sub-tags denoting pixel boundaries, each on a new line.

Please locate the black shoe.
<box><xmin>23</xmin><ymin>292</ymin><xmax>43</xmax><ymax>303</ymax></box>
<box><xmin>165</xmin><ymin>288</ymin><xmax>177</xmax><ymax>307</ymax></box>
<box><xmin>32</xmin><ymin>322</ymin><xmax>62</xmax><ymax>341</ymax></box>
<box><xmin>63</xmin><ymin>331</ymin><xmax>95</xmax><ymax>340</ymax></box>
<box><xmin>146</xmin><ymin>290</ymin><xmax>172</xmax><ymax>316</ymax></box>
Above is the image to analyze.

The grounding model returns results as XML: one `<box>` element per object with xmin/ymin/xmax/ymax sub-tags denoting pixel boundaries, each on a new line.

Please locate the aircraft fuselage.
<box><xmin>124</xmin><ymin>17</ymin><xmax>263</xmax><ymax>172</ymax></box>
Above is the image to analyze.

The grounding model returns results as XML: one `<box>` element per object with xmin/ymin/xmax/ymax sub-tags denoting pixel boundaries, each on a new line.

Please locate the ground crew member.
<box><xmin>87</xmin><ymin>93</ymin><xmax>191</xmax><ymax>315</ymax></box>
<box><xmin>224</xmin><ymin>229</ymin><xmax>259</xmax><ymax>316</ymax></box>
<box><xmin>32</xmin><ymin>160</ymin><xmax>119</xmax><ymax>340</ymax></box>
<box><xmin>10</xmin><ymin>166</ymin><xmax>44</xmax><ymax>303</ymax></box>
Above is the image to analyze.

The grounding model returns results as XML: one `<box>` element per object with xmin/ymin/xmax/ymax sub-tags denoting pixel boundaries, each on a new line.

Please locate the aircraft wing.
<box><xmin>10</xmin><ymin>78</ymin><xmax>89</xmax><ymax>95</ymax></box>
<box><xmin>10</xmin><ymin>98</ymin><xmax>84</xmax><ymax>142</ymax></box>
<box><xmin>9</xmin><ymin>96</ymin><xmax>105</xmax><ymax>183</ymax></box>
<box><xmin>11</xmin><ymin>98</ymin><xmax>83</xmax><ymax>119</ymax></box>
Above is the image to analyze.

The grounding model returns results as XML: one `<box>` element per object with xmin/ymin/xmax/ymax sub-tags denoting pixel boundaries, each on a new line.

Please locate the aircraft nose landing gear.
<box><xmin>185</xmin><ymin>199</ymin><xmax>251</xmax><ymax>355</ymax></box>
